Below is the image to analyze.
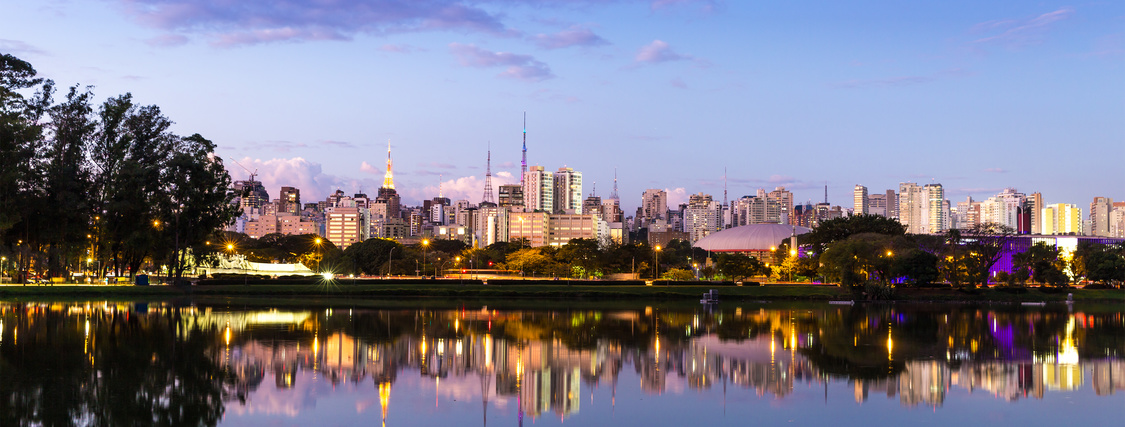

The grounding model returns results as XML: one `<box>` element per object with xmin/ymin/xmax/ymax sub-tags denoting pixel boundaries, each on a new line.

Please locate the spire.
<box><xmin>438</xmin><ymin>174</ymin><xmax>443</xmax><ymax>198</ymax></box>
<box><xmin>610</xmin><ymin>167</ymin><xmax>619</xmax><ymax>200</ymax></box>
<box><xmin>723</xmin><ymin>167</ymin><xmax>728</xmax><ymax>207</ymax></box>
<box><xmin>520</xmin><ymin>112</ymin><xmax>527</xmax><ymax>187</ymax></box>
<box><xmin>382</xmin><ymin>140</ymin><xmax>395</xmax><ymax>190</ymax></box>
<box><xmin>482</xmin><ymin>142</ymin><xmax>495</xmax><ymax>204</ymax></box>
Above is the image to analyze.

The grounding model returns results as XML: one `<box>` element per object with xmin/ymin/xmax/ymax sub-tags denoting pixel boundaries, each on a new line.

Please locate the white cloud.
<box><xmin>666</xmin><ymin>187</ymin><xmax>688</xmax><ymax>207</ymax></box>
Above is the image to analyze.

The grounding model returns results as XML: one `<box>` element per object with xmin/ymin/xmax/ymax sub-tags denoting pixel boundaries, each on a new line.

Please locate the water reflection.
<box><xmin>0</xmin><ymin>302</ymin><xmax>1121</xmax><ymax>426</ymax></box>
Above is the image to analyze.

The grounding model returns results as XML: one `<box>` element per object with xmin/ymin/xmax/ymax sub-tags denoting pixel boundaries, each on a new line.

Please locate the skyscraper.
<box><xmin>898</xmin><ymin>183</ymin><xmax>925</xmax><ymax>234</ymax></box>
<box><xmin>1090</xmin><ymin>197</ymin><xmax>1114</xmax><ymax>237</ymax></box>
<box><xmin>853</xmin><ymin>185</ymin><xmax>868</xmax><ymax>216</ymax></box>
<box><xmin>553</xmin><ymin>167</ymin><xmax>583</xmax><ymax>214</ymax></box>
<box><xmin>924</xmin><ymin>183</ymin><xmax>946</xmax><ymax>234</ymax></box>
<box><xmin>683</xmin><ymin>193</ymin><xmax>721</xmax><ymax>243</ymax></box>
<box><xmin>280</xmin><ymin>186</ymin><xmax>300</xmax><ymax>215</ymax></box>
<box><xmin>641</xmin><ymin>189</ymin><xmax>668</xmax><ymax>223</ymax></box>
<box><xmin>1028</xmin><ymin>192</ymin><xmax>1044</xmax><ymax>234</ymax></box>
<box><xmin>522</xmin><ymin>166</ymin><xmax>553</xmax><ymax>212</ymax></box>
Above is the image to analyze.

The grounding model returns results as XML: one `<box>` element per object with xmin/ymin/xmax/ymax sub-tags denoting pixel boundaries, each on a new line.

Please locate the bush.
<box><xmin>862</xmin><ymin>282</ymin><xmax>896</xmax><ymax>300</ymax></box>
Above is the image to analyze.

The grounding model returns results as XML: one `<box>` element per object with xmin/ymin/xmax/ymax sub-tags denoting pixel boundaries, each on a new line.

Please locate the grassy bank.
<box><xmin>0</xmin><ymin>281</ymin><xmax>1120</xmax><ymax>303</ymax></box>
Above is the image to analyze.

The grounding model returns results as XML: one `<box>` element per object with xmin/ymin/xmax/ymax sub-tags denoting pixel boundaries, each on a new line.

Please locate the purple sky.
<box><xmin>3</xmin><ymin>1</ymin><xmax>1122</xmax><ymax>211</ymax></box>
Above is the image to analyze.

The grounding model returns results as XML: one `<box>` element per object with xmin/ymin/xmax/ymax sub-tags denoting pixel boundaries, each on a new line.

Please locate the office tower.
<box><xmin>553</xmin><ymin>167</ymin><xmax>583</xmax><ymax>214</ymax></box>
<box><xmin>499</xmin><ymin>184</ymin><xmax>524</xmax><ymax>208</ymax></box>
<box><xmin>1110</xmin><ymin>202</ymin><xmax>1125</xmax><ymax>238</ymax></box>
<box><xmin>683</xmin><ymin>193</ymin><xmax>721</xmax><ymax>243</ymax></box>
<box><xmin>522</xmin><ymin>166</ymin><xmax>554</xmax><ymax>212</ymax></box>
<box><xmin>642</xmin><ymin>189</ymin><xmax>668</xmax><ymax>222</ymax></box>
<box><xmin>885</xmin><ymin>189</ymin><xmax>898</xmax><ymax>219</ymax></box>
<box><xmin>868</xmin><ymin>193</ymin><xmax>888</xmax><ymax>217</ymax></box>
<box><xmin>1090</xmin><ymin>197</ymin><xmax>1114</xmax><ymax>237</ymax></box>
<box><xmin>923</xmin><ymin>183</ymin><xmax>946</xmax><ymax>234</ymax></box>
<box><xmin>1041</xmin><ymin>203</ymin><xmax>1083</xmax><ymax>235</ymax></box>
<box><xmin>898</xmin><ymin>183</ymin><xmax>925</xmax><ymax>234</ymax></box>
<box><xmin>980</xmin><ymin>188</ymin><xmax>1025</xmax><ymax>231</ymax></box>
<box><xmin>1028</xmin><ymin>192</ymin><xmax>1044</xmax><ymax>234</ymax></box>
<box><xmin>325</xmin><ymin>206</ymin><xmax>369</xmax><ymax>249</ymax></box>
<box><xmin>233</xmin><ymin>180</ymin><xmax>269</xmax><ymax>215</ymax></box>
<box><xmin>854</xmin><ymin>185</ymin><xmax>869</xmax><ymax>215</ymax></box>
<box><xmin>279</xmin><ymin>187</ymin><xmax>300</xmax><ymax>215</ymax></box>
<box><xmin>583</xmin><ymin>195</ymin><xmax>603</xmax><ymax>219</ymax></box>
<box><xmin>767</xmin><ymin>187</ymin><xmax>794</xmax><ymax>223</ymax></box>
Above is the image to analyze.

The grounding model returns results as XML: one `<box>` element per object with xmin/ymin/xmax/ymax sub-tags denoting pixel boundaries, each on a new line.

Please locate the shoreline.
<box><xmin>0</xmin><ymin>282</ymin><xmax>1120</xmax><ymax>303</ymax></box>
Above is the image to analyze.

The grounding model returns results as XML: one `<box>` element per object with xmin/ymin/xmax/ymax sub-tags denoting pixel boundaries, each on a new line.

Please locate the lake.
<box><xmin>0</xmin><ymin>299</ymin><xmax>1121</xmax><ymax>426</ymax></box>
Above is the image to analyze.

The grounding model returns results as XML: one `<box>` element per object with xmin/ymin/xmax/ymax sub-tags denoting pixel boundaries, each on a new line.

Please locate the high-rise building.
<box><xmin>233</xmin><ymin>180</ymin><xmax>269</xmax><ymax>215</ymax></box>
<box><xmin>498</xmin><ymin>184</ymin><xmax>524</xmax><ymax>208</ymax></box>
<box><xmin>923</xmin><ymin>183</ymin><xmax>946</xmax><ymax>234</ymax></box>
<box><xmin>280</xmin><ymin>187</ymin><xmax>300</xmax><ymax>215</ymax></box>
<box><xmin>767</xmin><ymin>187</ymin><xmax>793</xmax><ymax>223</ymax></box>
<box><xmin>522</xmin><ymin>166</ymin><xmax>553</xmax><ymax>212</ymax></box>
<box><xmin>509</xmin><ymin>211</ymin><xmax>549</xmax><ymax>247</ymax></box>
<box><xmin>980</xmin><ymin>188</ymin><xmax>1025</xmax><ymax>231</ymax></box>
<box><xmin>868</xmin><ymin>193</ymin><xmax>888</xmax><ymax>217</ymax></box>
<box><xmin>325</xmin><ymin>206</ymin><xmax>369</xmax><ymax>249</ymax></box>
<box><xmin>885</xmin><ymin>189</ymin><xmax>898</xmax><ymax>219</ymax></box>
<box><xmin>683</xmin><ymin>193</ymin><xmax>721</xmax><ymax>243</ymax></box>
<box><xmin>582</xmin><ymin>195</ymin><xmax>603</xmax><ymax>219</ymax></box>
<box><xmin>1090</xmin><ymin>197</ymin><xmax>1114</xmax><ymax>237</ymax></box>
<box><xmin>898</xmin><ymin>183</ymin><xmax>925</xmax><ymax>234</ymax></box>
<box><xmin>1109</xmin><ymin>202</ymin><xmax>1125</xmax><ymax>238</ymax></box>
<box><xmin>1028</xmin><ymin>192</ymin><xmax>1044</xmax><ymax>234</ymax></box>
<box><xmin>1041</xmin><ymin>203</ymin><xmax>1083</xmax><ymax>235</ymax></box>
<box><xmin>853</xmin><ymin>185</ymin><xmax>869</xmax><ymax>215</ymax></box>
<box><xmin>641</xmin><ymin>189</ymin><xmax>668</xmax><ymax>223</ymax></box>
<box><xmin>553</xmin><ymin>167</ymin><xmax>583</xmax><ymax>214</ymax></box>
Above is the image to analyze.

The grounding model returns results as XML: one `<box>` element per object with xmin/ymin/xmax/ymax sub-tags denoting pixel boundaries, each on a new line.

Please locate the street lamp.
<box><xmin>1</xmin><ymin>256</ymin><xmax>5</xmax><ymax>284</ymax></box>
<box><xmin>314</xmin><ymin>237</ymin><xmax>323</xmax><ymax>273</ymax></box>
<box><xmin>654</xmin><ymin>245</ymin><xmax>662</xmax><ymax>280</ymax></box>
<box><xmin>386</xmin><ymin>247</ymin><xmax>395</xmax><ymax>278</ymax></box>
<box><xmin>421</xmin><ymin>239</ymin><xmax>430</xmax><ymax>278</ymax></box>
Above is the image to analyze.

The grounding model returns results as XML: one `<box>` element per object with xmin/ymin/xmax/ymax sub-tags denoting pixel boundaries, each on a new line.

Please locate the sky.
<box><xmin>3</xmin><ymin>0</ymin><xmax>1123</xmax><ymax>212</ymax></box>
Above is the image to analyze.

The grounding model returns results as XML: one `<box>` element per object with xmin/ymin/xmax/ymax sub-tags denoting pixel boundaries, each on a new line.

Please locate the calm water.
<box><xmin>0</xmin><ymin>299</ymin><xmax>1122</xmax><ymax>426</ymax></box>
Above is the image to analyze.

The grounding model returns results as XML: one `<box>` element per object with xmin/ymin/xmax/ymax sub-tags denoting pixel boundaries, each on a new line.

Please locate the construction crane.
<box><xmin>231</xmin><ymin>159</ymin><xmax>258</xmax><ymax>183</ymax></box>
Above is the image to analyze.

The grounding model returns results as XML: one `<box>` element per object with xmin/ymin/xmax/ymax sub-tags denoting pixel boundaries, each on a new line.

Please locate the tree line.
<box><xmin>1</xmin><ymin>53</ymin><xmax>239</xmax><ymax>284</ymax></box>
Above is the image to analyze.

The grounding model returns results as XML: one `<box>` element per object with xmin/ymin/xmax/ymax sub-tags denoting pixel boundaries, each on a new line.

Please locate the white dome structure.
<box><xmin>693</xmin><ymin>224</ymin><xmax>812</xmax><ymax>252</ymax></box>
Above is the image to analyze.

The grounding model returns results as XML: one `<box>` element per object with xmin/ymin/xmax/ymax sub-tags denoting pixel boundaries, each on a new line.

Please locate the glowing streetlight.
<box><xmin>421</xmin><ymin>239</ymin><xmax>430</xmax><ymax>278</ymax></box>
<box><xmin>654</xmin><ymin>245</ymin><xmax>662</xmax><ymax>280</ymax></box>
<box><xmin>313</xmin><ymin>237</ymin><xmax>323</xmax><ymax>273</ymax></box>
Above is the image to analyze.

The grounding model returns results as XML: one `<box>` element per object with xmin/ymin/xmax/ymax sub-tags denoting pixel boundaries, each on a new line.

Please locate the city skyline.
<box><xmin>3</xmin><ymin>1</ymin><xmax>1122</xmax><ymax>208</ymax></box>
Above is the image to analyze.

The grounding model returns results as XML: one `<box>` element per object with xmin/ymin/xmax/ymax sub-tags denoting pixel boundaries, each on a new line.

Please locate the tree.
<box><xmin>714</xmin><ymin>253</ymin><xmax>767</xmax><ymax>281</ymax></box>
<box><xmin>800</xmin><ymin>214</ymin><xmax>906</xmax><ymax>256</ymax></box>
<box><xmin>1013</xmin><ymin>242</ymin><xmax>1069</xmax><ymax>287</ymax></box>
<box><xmin>340</xmin><ymin>238</ymin><xmax>403</xmax><ymax>276</ymax></box>
<box><xmin>1080</xmin><ymin>245</ymin><xmax>1125</xmax><ymax>287</ymax></box>
<box><xmin>558</xmin><ymin>238</ymin><xmax>603</xmax><ymax>278</ymax></box>
<box><xmin>158</xmin><ymin>134</ymin><xmax>241</xmax><ymax>284</ymax></box>
<box><xmin>940</xmin><ymin>223</ymin><xmax>1015</xmax><ymax>288</ymax></box>
<box><xmin>0</xmin><ymin>54</ymin><xmax>51</xmax><ymax>282</ymax></box>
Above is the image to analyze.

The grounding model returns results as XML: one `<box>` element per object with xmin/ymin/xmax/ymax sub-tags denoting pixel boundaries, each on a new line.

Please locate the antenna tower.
<box><xmin>723</xmin><ymin>167</ymin><xmax>728</xmax><ymax>207</ymax></box>
<box><xmin>520</xmin><ymin>112</ymin><xmax>527</xmax><ymax>186</ymax></box>
<box><xmin>610</xmin><ymin>168</ymin><xmax>619</xmax><ymax>200</ymax></box>
<box><xmin>824</xmin><ymin>182</ymin><xmax>828</xmax><ymax>204</ymax></box>
<box><xmin>482</xmin><ymin>143</ymin><xmax>495</xmax><ymax>204</ymax></box>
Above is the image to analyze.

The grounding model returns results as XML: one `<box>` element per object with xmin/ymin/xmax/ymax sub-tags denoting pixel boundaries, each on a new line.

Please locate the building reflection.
<box><xmin>0</xmin><ymin>302</ymin><xmax>1121</xmax><ymax>424</ymax></box>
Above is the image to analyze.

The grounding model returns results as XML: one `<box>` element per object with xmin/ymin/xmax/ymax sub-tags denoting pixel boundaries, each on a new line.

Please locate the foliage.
<box><xmin>799</xmin><ymin>214</ymin><xmax>906</xmax><ymax>256</ymax></box>
<box><xmin>661</xmin><ymin>268</ymin><xmax>695</xmax><ymax>281</ymax></box>
<box><xmin>1013</xmin><ymin>242</ymin><xmax>1070</xmax><ymax>287</ymax></box>
<box><xmin>939</xmin><ymin>223</ymin><xmax>1015</xmax><ymax>288</ymax></box>
<box><xmin>714</xmin><ymin>253</ymin><xmax>767</xmax><ymax>281</ymax></box>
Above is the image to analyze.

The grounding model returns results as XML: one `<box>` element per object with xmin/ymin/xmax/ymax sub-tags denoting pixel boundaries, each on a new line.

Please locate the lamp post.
<box><xmin>314</xmin><ymin>237</ymin><xmax>322</xmax><ymax>273</ymax></box>
<box><xmin>654</xmin><ymin>245</ymin><xmax>662</xmax><ymax>280</ymax></box>
<box><xmin>788</xmin><ymin>248</ymin><xmax>797</xmax><ymax>282</ymax></box>
<box><xmin>1</xmin><ymin>256</ymin><xmax>6</xmax><ymax>284</ymax></box>
<box><xmin>421</xmin><ymin>239</ymin><xmax>430</xmax><ymax>278</ymax></box>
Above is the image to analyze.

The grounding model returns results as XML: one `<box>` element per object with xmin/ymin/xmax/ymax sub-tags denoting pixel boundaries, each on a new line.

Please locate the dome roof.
<box><xmin>693</xmin><ymin>223</ymin><xmax>812</xmax><ymax>252</ymax></box>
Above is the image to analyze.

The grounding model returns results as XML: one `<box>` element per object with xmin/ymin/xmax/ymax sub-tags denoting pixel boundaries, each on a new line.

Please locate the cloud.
<box><xmin>0</xmin><ymin>39</ymin><xmax>46</xmax><ymax>55</ymax></box>
<box><xmin>320</xmin><ymin>140</ymin><xmax>357</xmax><ymax>149</ymax></box>
<box><xmin>634</xmin><ymin>39</ymin><xmax>689</xmax><ymax>64</ymax></box>
<box><xmin>670</xmin><ymin>76</ymin><xmax>687</xmax><ymax>89</ymax></box>
<box><xmin>449</xmin><ymin>43</ymin><xmax>553</xmax><ymax>81</ymax></box>
<box><xmin>360</xmin><ymin>161</ymin><xmax>381</xmax><ymax>175</ymax></box>
<box><xmin>832</xmin><ymin>68</ymin><xmax>971</xmax><ymax>89</ymax></box>
<box><xmin>145</xmin><ymin>34</ymin><xmax>189</xmax><ymax>47</ymax></box>
<box><xmin>533</xmin><ymin>26</ymin><xmax>608</xmax><ymax>49</ymax></box>
<box><xmin>650</xmin><ymin>0</ymin><xmax>716</xmax><ymax>12</ymax></box>
<box><xmin>665</xmin><ymin>187</ymin><xmax>688</xmax><ymax>207</ymax></box>
<box><xmin>405</xmin><ymin>173</ymin><xmax>518</xmax><ymax>205</ymax></box>
<box><xmin>970</xmin><ymin>7</ymin><xmax>1074</xmax><ymax>48</ymax></box>
<box><xmin>379</xmin><ymin>43</ymin><xmax>423</xmax><ymax>53</ymax></box>
<box><xmin>984</xmin><ymin>168</ymin><xmax>1007</xmax><ymax>173</ymax></box>
<box><xmin>115</xmin><ymin>0</ymin><xmax>515</xmax><ymax>46</ymax></box>
<box><xmin>497</xmin><ymin>162</ymin><xmax>516</xmax><ymax>169</ymax></box>
<box><xmin>225</xmin><ymin>156</ymin><xmax>370</xmax><ymax>202</ymax></box>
